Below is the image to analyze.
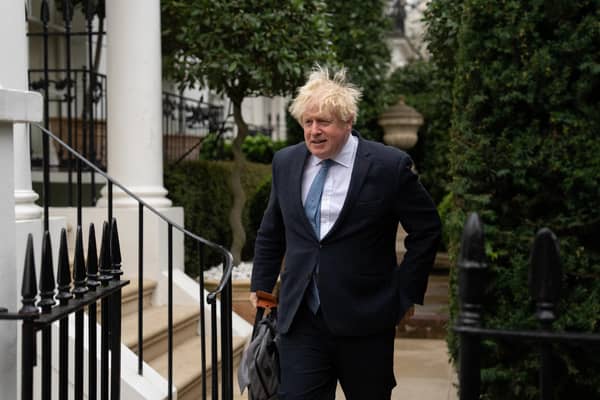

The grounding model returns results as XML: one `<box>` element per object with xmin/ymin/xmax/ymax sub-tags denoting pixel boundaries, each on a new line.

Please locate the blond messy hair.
<box><xmin>289</xmin><ymin>66</ymin><xmax>362</xmax><ymax>124</ymax></box>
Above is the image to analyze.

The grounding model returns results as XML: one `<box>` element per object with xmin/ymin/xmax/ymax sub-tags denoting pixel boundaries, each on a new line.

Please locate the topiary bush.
<box><xmin>164</xmin><ymin>160</ymin><xmax>271</xmax><ymax>276</ymax></box>
<box><xmin>425</xmin><ymin>0</ymin><xmax>600</xmax><ymax>398</ymax></box>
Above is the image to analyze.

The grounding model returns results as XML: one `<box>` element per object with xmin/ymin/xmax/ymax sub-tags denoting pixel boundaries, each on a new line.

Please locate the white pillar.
<box><xmin>0</xmin><ymin>2</ymin><xmax>43</xmax><ymax>221</ymax></box>
<box><xmin>0</xmin><ymin>88</ymin><xmax>43</xmax><ymax>400</ymax></box>
<box><xmin>102</xmin><ymin>0</ymin><xmax>171</xmax><ymax>208</ymax></box>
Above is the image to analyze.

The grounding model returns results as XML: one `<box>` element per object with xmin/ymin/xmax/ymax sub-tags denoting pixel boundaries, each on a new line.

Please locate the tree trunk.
<box><xmin>229</xmin><ymin>99</ymin><xmax>248</xmax><ymax>265</ymax></box>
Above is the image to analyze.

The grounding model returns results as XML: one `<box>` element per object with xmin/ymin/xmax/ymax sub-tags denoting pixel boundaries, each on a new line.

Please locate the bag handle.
<box><xmin>256</xmin><ymin>290</ymin><xmax>277</xmax><ymax>309</ymax></box>
<box><xmin>252</xmin><ymin>290</ymin><xmax>278</xmax><ymax>339</ymax></box>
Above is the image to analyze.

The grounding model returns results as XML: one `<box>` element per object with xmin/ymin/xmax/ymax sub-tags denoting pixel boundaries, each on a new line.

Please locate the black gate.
<box><xmin>454</xmin><ymin>213</ymin><xmax>600</xmax><ymax>399</ymax></box>
<box><xmin>0</xmin><ymin>220</ymin><xmax>128</xmax><ymax>400</ymax></box>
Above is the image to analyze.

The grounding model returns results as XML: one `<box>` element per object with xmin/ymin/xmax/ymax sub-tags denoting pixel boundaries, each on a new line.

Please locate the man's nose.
<box><xmin>308</xmin><ymin>123</ymin><xmax>321</xmax><ymax>135</ymax></box>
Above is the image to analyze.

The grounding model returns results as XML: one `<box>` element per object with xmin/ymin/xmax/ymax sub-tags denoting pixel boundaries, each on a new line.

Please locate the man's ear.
<box><xmin>345</xmin><ymin>115</ymin><xmax>354</xmax><ymax>131</ymax></box>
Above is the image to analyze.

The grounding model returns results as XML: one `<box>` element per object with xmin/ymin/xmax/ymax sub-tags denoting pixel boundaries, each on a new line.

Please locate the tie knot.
<box><xmin>320</xmin><ymin>159</ymin><xmax>334</xmax><ymax>170</ymax></box>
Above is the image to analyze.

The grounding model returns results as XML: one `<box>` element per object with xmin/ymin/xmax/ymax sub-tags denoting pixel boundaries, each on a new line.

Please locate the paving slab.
<box><xmin>234</xmin><ymin>338</ymin><xmax>457</xmax><ymax>399</ymax></box>
<box><xmin>336</xmin><ymin>338</ymin><xmax>458</xmax><ymax>400</ymax></box>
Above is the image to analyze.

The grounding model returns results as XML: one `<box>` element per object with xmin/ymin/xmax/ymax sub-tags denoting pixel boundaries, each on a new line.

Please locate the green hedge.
<box><xmin>425</xmin><ymin>0</ymin><xmax>600</xmax><ymax>398</ymax></box>
<box><xmin>198</xmin><ymin>133</ymin><xmax>287</xmax><ymax>164</ymax></box>
<box><xmin>164</xmin><ymin>160</ymin><xmax>271</xmax><ymax>276</ymax></box>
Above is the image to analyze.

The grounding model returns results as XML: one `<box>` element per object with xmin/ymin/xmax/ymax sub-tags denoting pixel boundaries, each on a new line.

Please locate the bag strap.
<box><xmin>252</xmin><ymin>290</ymin><xmax>278</xmax><ymax>340</ymax></box>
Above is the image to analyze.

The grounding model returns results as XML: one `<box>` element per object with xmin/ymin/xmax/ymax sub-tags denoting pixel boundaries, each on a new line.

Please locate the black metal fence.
<box><xmin>454</xmin><ymin>213</ymin><xmax>600</xmax><ymax>400</ymax></box>
<box><xmin>0</xmin><ymin>221</ymin><xmax>128</xmax><ymax>400</ymax></box>
<box><xmin>24</xmin><ymin>3</ymin><xmax>237</xmax><ymax>398</ymax></box>
<box><xmin>28</xmin><ymin>68</ymin><xmax>108</xmax><ymax>170</ymax></box>
<box><xmin>28</xmin><ymin>0</ymin><xmax>232</xmax><ymax>204</ymax></box>
<box><xmin>28</xmin><ymin>0</ymin><xmax>107</xmax><ymax>206</ymax></box>
<box><xmin>162</xmin><ymin>91</ymin><xmax>231</xmax><ymax>164</ymax></box>
<box><xmin>33</xmin><ymin>116</ymin><xmax>234</xmax><ymax>399</ymax></box>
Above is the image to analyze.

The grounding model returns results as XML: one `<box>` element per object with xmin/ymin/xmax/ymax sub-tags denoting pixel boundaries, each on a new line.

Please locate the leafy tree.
<box><xmin>425</xmin><ymin>0</ymin><xmax>600</xmax><ymax>397</ymax></box>
<box><xmin>286</xmin><ymin>0</ymin><xmax>394</xmax><ymax>144</ymax></box>
<box><xmin>162</xmin><ymin>0</ymin><xmax>334</xmax><ymax>264</ymax></box>
<box><xmin>325</xmin><ymin>0</ymin><xmax>392</xmax><ymax>142</ymax></box>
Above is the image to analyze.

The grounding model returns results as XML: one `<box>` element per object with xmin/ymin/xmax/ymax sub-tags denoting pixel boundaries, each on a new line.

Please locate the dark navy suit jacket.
<box><xmin>251</xmin><ymin>132</ymin><xmax>441</xmax><ymax>336</ymax></box>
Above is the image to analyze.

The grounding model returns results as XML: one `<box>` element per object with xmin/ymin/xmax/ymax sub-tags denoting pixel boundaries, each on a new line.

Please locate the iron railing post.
<box><xmin>220</xmin><ymin>255</ymin><xmax>233</xmax><ymax>400</ymax></box>
<box><xmin>99</xmin><ymin>221</ymin><xmax>112</xmax><ymax>400</ymax></box>
<box><xmin>199</xmin><ymin>243</ymin><xmax>207</xmax><ymax>400</ymax></box>
<box><xmin>168</xmin><ymin>224</ymin><xmax>174</xmax><ymax>400</ymax></box>
<box><xmin>57</xmin><ymin>226</ymin><xmax>73</xmax><ymax>400</ymax></box>
<box><xmin>39</xmin><ymin>230</ymin><xmax>57</xmax><ymax>400</ymax></box>
<box><xmin>138</xmin><ymin>203</ymin><xmax>144</xmax><ymax>375</ymax></box>
<box><xmin>85</xmin><ymin>0</ymin><xmax>97</xmax><ymax>204</ymax></box>
<box><xmin>110</xmin><ymin>219</ymin><xmax>123</xmax><ymax>400</ymax></box>
<box><xmin>63</xmin><ymin>0</ymin><xmax>74</xmax><ymax>205</ymax></box>
<box><xmin>88</xmin><ymin>223</ymin><xmax>101</xmax><ymax>400</ymax></box>
<box><xmin>529</xmin><ymin>228</ymin><xmax>562</xmax><ymax>400</ymax></box>
<box><xmin>20</xmin><ymin>235</ymin><xmax>38</xmax><ymax>400</ymax></box>
<box><xmin>211</xmin><ymin>301</ymin><xmax>219</xmax><ymax>400</ymax></box>
<box><xmin>457</xmin><ymin>212</ymin><xmax>486</xmax><ymax>400</ymax></box>
<box><xmin>41</xmin><ymin>0</ymin><xmax>50</xmax><ymax>231</ymax></box>
<box><xmin>73</xmin><ymin>226</ymin><xmax>89</xmax><ymax>398</ymax></box>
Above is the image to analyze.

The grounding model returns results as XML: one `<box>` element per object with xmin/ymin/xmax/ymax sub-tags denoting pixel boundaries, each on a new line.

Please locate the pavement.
<box><xmin>235</xmin><ymin>338</ymin><xmax>458</xmax><ymax>400</ymax></box>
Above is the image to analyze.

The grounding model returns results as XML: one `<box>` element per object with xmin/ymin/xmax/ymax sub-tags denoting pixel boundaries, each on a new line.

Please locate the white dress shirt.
<box><xmin>302</xmin><ymin>134</ymin><xmax>358</xmax><ymax>239</ymax></box>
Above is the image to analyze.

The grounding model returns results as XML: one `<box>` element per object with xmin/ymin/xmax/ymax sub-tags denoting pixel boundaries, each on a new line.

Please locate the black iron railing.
<box><xmin>31</xmin><ymin>121</ymin><xmax>235</xmax><ymax>400</ymax></box>
<box><xmin>28</xmin><ymin>68</ymin><xmax>108</xmax><ymax>169</ymax></box>
<box><xmin>162</xmin><ymin>91</ymin><xmax>232</xmax><ymax>164</ymax></box>
<box><xmin>0</xmin><ymin>222</ymin><xmax>128</xmax><ymax>400</ymax></box>
<box><xmin>454</xmin><ymin>213</ymin><xmax>600</xmax><ymax>400</ymax></box>
<box><xmin>28</xmin><ymin>0</ymin><xmax>107</xmax><ymax>206</ymax></box>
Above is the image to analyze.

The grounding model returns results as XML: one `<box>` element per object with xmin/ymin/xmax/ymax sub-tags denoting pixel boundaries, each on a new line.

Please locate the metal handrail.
<box><xmin>34</xmin><ymin>122</ymin><xmax>235</xmax><ymax>399</ymax></box>
<box><xmin>35</xmin><ymin>123</ymin><xmax>233</xmax><ymax>271</ymax></box>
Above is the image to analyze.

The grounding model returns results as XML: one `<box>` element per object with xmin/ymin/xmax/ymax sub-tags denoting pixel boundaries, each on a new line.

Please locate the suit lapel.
<box><xmin>322</xmin><ymin>136</ymin><xmax>372</xmax><ymax>241</ymax></box>
<box><xmin>288</xmin><ymin>145</ymin><xmax>315</xmax><ymax>237</ymax></box>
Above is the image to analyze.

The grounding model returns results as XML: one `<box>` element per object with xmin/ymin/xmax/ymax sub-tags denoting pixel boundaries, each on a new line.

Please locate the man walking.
<box><xmin>250</xmin><ymin>66</ymin><xmax>441</xmax><ymax>399</ymax></box>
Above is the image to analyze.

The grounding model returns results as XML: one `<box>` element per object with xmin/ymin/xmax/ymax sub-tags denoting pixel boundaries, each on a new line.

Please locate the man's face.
<box><xmin>302</xmin><ymin>107</ymin><xmax>352</xmax><ymax>159</ymax></box>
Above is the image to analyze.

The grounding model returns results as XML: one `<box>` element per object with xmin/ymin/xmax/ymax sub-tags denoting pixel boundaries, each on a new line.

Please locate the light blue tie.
<box><xmin>304</xmin><ymin>159</ymin><xmax>333</xmax><ymax>313</ymax></box>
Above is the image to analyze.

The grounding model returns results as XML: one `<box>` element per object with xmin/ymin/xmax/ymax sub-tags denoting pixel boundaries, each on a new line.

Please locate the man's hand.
<box><xmin>249</xmin><ymin>292</ymin><xmax>258</xmax><ymax>308</ymax></box>
<box><xmin>397</xmin><ymin>306</ymin><xmax>415</xmax><ymax>326</ymax></box>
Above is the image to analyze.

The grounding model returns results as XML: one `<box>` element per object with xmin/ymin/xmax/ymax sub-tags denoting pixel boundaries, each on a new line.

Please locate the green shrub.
<box><xmin>198</xmin><ymin>134</ymin><xmax>233</xmax><ymax>161</ymax></box>
<box><xmin>164</xmin><ymin>160</ymin><xmax>271</xmax><ymax>276</ymax></box>
<box><xmin>425</xmin><ymin>0</ymin><xmax>600</xmax><ymax>398</ymax></box>
<box><xmin>245</xmin><ymin>176</ymin><xmax>273</xmax><ymax>259</ymax></box>
<box><xmin>199</xmin><ymin>133</ymin><xmax>286</xmax><ymax>164</ymax></box>
<box><xmin>242</xmin><ymin>134</ymin><xmax>287</xmax><ymax>164</ymax></box>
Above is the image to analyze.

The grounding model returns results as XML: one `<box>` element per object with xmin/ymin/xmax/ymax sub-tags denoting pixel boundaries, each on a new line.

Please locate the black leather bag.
<box><xmin>238</xmin><ymin>293</ymin><xmax>279</xmax><ymax>400</ymax></box>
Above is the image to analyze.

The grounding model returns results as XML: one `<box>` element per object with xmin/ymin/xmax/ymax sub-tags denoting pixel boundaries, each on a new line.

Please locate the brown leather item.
<box><xmin>256</xmin><ymin>290</ymin><xmax>278</xmax><ymax>309</ymax></box>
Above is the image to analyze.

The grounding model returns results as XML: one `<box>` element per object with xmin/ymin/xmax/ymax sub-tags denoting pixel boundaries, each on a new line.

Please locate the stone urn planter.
<box><xmin>378</xmin><ymin>97</ymin><xmax>423</xmax><ymax>150</ymax></box>
<box><xmin>379</xmin><ymin>97</ymin><xmax>424</xmax><ymax>266</ymax></box>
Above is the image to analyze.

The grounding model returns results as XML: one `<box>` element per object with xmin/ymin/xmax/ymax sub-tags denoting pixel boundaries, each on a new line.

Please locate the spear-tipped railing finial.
<box><xmin>38</xmin><ymin>231</ymin><xmax>56</xmax><ymax>313</ymax></box>
<box><xmin>20</xmin><ymin>235</ymin><xmax>39</xmax><ymax>316</ymax></box>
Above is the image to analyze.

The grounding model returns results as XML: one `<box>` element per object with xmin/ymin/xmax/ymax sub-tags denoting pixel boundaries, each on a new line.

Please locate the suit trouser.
<box><xmin>278</xmin><ymin>299</ymin><xmax>397</xmax><ymax>400</ymax></box>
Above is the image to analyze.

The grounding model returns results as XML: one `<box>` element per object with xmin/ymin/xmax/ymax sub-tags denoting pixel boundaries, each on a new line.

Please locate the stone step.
<box><xmin>95</xmin><ymin>276</ymin><xmax>248</xmax><ymax>396</ymax></box>
<box><xmin>434</xmin><ymin>252</ymin><xmax>451</xmax><ymax>271</ymax></box>
<box><xmin>121</xmin><ymin>304</ymin><xmax>201</xmax><ymax>361</ymax></box>
<box><xmin>424</xmin><ymin>274</ymin><xmax>450</xmax><ymax>304</ymax></box>
<box><xmin>149</xmin><ymin>335</ymin><xmax>247</xmax><ymax>400</ymax></box>
<box><xmin>95</xmin><ymin>278</ymin><xmax>156</xmax><ymax>319</ymax></box>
